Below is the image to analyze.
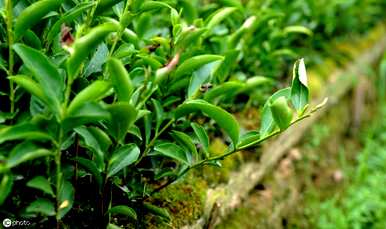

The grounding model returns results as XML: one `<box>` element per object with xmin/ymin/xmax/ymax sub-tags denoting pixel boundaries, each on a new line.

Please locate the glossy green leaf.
<box><xmin>236</xmin><ymin>131</ymin><xmax>260</xmax><ymax>149</ymax></box>
<box><xmin>205</xmin><ymin>7</ymin><xmax>237</xmax><ymax>34</ymax></box>
<box><xmin>58</xmin><ymin>181</ymin><xmax>74</xmax><ymax>219</ymax></box>
<box><xmin>107</xmin><ymin>58</ymin><xmax>133</xmax><ymax>102</ymax></box>
<box><xmin>108</xmin><ymin>205</ymin><xmax>137</xmax><ymax>220</ymax></box>
<box><xmin>67</xmin><ymin>23</ymin><xmax>119</xmax><ymax>79</ymax></box>
<box><xmin>154</xmin><ymin>142</ymin><xmax>190</xmax><ymax>165</ymax></box>
<box><xmin>106</xmin><ymin>102</ymin><xmax>137</xmax><ymax>142</ymax></box>
<box><xmin>191</xmin><ymin>123</ymin><xmax>209</xmax><ymax>157</ymax></box>
<box><xmin>170</xmin><ymin>130</ymin><xmax>198</xmax><ymax>163</ymax></box>
<box><xmin>6</xmin><ymin>142</ymin><xmax>52</xmax><ymax>169</ymax></box>
<box><xmin>96</xmin><ymin>0</ymin><xmax>123</xmax><ymax>15</ymax></box>
<box><xmin>283</xmin><ymin>26</ymin><xmax>313</xmax><ymax>36</ymax></box>
<box><xmin>13</xmin><ymin>44</ymin><xmax>64</xmax><ymax>114</ymax></box>
<box><xmin>140</xmin><ymin>1</ymin><xmax>172</xmax><ymax>12</ymax></box>
<box><xmin>84</xmin><ymin>43</ymin><xmax>109</xmax><ymax>77</ymax></box>
<box><xmin>0</xmin><ymin>123</ymin><xmax>52</xmax><ymax>144</ymax></box>
<box><xmin>260</xmin><ymin>88</ymin><xmax>291</xmax><ymax>137</ymax></box>
<box><xmin>143</xmin><ymin>203</ymin><xmax>171</xmax><ymax>221</ymax></box>
<box><xmin>291</xmin><ymin>58</ymin><xmax>309</xmax><ymax>112</ymax></box>
<box><xmin>0</xmin><ymin>174</ymin><xmax>13</xmax><ymax>205</ymax></box>
<box><xmin>174</xmin><ymin>55</ymin><xmax>223</xmax><ymax>80</ymax></box>
<box><xmin>8</xmin><ymin>75</ymin><xmax>48</xmax><ymax>105</ymax></box>
<box><xmin>107</xmin><ymin>144</ymin><xmax>140</xmax><ymax>178</ymax></box>
<box><xmin>151</xmin><ymin>99</ymin><xmax>164</xmax><ymax>134</ymax></box>
<box><xmin>67</xmin><ymin>80</ymin><xmax>112</xmax><ymax>115</ymax></box>
<box><xmin>204</xmin><ymin>81</ymin><xmax>244</xmax><ymax>102</ymax></box>
<box><xmin>269</xmin><ymin>96</ymin><xmax>293</xmax><ymax>130</ymax></box>
<box><xmin>23</xmin><ymin>30</ymin><xmax>42</xmax><ymax>49</ymax></box>
<box><xmin>26</xmin><ymin>176</ymin><xmax>54</xmax><ymax>197</ymax></box>
<box><xmin>63</xmin><ymin>102</ymin><xmax>111</xmax><ymax>131</ymax></box>
<box><xmin>14</xmin><ymin>0</ymin><xmax>63</xmax><ymax>40</ymax></box>
<box><xmin>26</xmin><ymin>198</ymin><xmax>56</xmax><ymax>216</ymax></box>
<box><xmin>175</xmin><ymin>100</ymin><xmax>239</xmax><ymax>147</ymax></box>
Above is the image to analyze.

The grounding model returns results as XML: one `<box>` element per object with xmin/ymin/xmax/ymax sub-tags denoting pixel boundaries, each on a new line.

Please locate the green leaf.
<box><xmin>0</xmin><ymin>174</ymin><xmax>13</xmax><ymax>205</ymax></box>
<box><xmin>9</xmin><ymin>75</ymin><xmax>48</xmax><ymax>105</ymax></box>
<box><xmin>269</xmin><ymin>96</ymin><xmax>293</xmax><ymax>130</ymax></box>
<box><xmin>106</xmin><ymin>102</ymin><xmax>137</xmax><ymax>142</ymax></box>
<box><xmin>174</xmin><ymin>55</ymin><xmax>224</xmax><ymax>80</ymax></box>
<box><xmin>154</xmin><ymin>142</ymin><xmax>190</xmax><ymax>165</ymax></box>
<box><xmin>291</xmin><ymin>58</ymin><xmax>309</xmax><ymax>112</ymax></box>
<box><xmin>96</xmin><ymin>0</ymin><xmax>123</xmax><ymax>15</ymax></box>
<box><xmin>107</xmin><ymin>58</ymin><xmax>133</xmax><ymax>102</ymax></box>
<box><xmin>6</xmin><ymin>142</ymin><xmax>52</xmax><ymax>169</ymax></box>
<box><xmin>57</xmin><ymin>181</ymin><xmax>74</xmax><ymax>219</ymax></box>
<box><xmin>151</xmin><ymin>99</ymin><xmax>164</xmax><ymax>134</ymax></box>
<box><xmin>74</xmin><ymin>126</ymin><xmax>106</xmax><ymax>171</ymax></box>
<box><xmin>236</xmin><ymin>131</ymin><xmax>260</xmax><ymax>149</ymax></box>
<box><xmin>140</xmin><ymin>1</ymin><xmax>172</xmax><ymax>12</ymax></box>
<box><xmin>283</xmin><ymin>25</ymin><xmax>313</xmax><ymax>36</ymax></box>
<box><xmin>204</xmin><ymin>81</ymin><xmax>244</xmax><ymax>102</ymax></box>
<box><xmin>187</xmin><ymin>62</ymin><xmax>219</xmax><ymax>98</ymax></box>
<box><xmin>0</xmin><ymin>123</ymin><xmax>53</xmax><ymax>145</ymax></box>
<box><xmin>67</xmin><ymin>80</ymin><xmax>112</xmax><ymax>115</ymax></box>
<box><xmin>205</xmin><ymin>7</ymin><xmax>238</xmax><ymax>35</ymax></box>
<box><xmin>241</xmin><ymin>76</ymin><xmax>273</xmax><ymax>93</ymax></box>
<box><xmin>143</xmin><ymin>203</ymin><xmax>171</xmax><ymax>221</ymax></box>
<box><xmin>170</xmin><ymin>131</ymin><xmax>198</xmax><ymax>163</ymax></box>
<box><xmin>84</xmin><ymin>43</ymin><xmax>109</xmax><ymax>77</ymax></box>
<box><xmin>67</xmin><ymin>22</ymin><xmax>119</xmax><ymax>79</ymax></box>
<box><xmin>26</xmin><ymin>198</ymin><xmax>56</xmax><ymax>216</ymax></box>
<box><xmin>260</xmin><ymin>88</ymin><xmax>291</xmax><ymax>137</ymax></box>
<box><xmin>108</xmin><ymin>205</ymin><xmax>137</xmax><ymax>220</ymax></box>
<box><xmin>14</xmin><ymin>0</ymin><xmax>63</xmax><ymax>40</ymax></box>
<box><xmin>13</xmin><ymin>44</ymin><xmax>64</xmax><ymax>114</ymax></box>
<box><xmin>63</xmin><ymin>102</ymin><xmax>111</xmax><ymax>131</ymax></box>
<box><xmin>175</xmin><ymin>99</ymin><xmax>239</xmax><ymax>147</ymax></box>
<box><xmin>107</xmin><ymin>144</ymin><xmax>140</xmax><ymax>178</ymax></box>
<box><xmin>74</xmin><ymin>157</ymin><xmax>103</xmax><ymax>191</ymax></box>
<box><xmin>26</xmin><ymin>176</ymin><xmax>54</xmax><ymax>197</ymax></box>
<box><xmin>46</xmin><ymin>2</ymin><xmax>96</xmax><ymax>45</ymax></box>
<box><xmin>191</xmin><ymin>123</ymin><xmax>209</xmax><ymax>157</ymax></box>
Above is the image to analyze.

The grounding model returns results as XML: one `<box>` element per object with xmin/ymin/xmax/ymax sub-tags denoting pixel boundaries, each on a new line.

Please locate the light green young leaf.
<box><xmin>283</xmin><ymin>25</ymin><xmax>313</xmax><ymax>36</ymax></box>
<box><xmin>204</xmin><ymin>81</ymin><xmax>244</xmax><ymax>102</ymax></box>
<box><xmin>154</xmin><ymin>142</ymin><xmax>190</xmax><ymax>165</ymax></box>
<box><xmin>291</xmin><ymin>58</ymin><xmax>309</xmax><ymax>112</ymax></box>
<box><xmin>26</xmin><ymin>176</ymin><xmax>54</xmax><ymax>197</ymax></box>
<box><xmin>108</xmin><ymin>205</ymin><xmax>137</xmax><ymax>220</ymax></box>
<box><xmin>175</xmin><ymin>99</ymin><xmax>239</xmax><ymax>147</ymax></box>
<box><xmin>107</xmin><ymin>144</ymin><xmax>140</xmax><ymax>178</ymax></box>
<box><xmin>67</xmin><ymin>80</ymin><xmax>112</xmax><ymax>115</ymax></box>
<box><xmin>0</xmin><ymin>174</ymin><xmax>13</xmax><ymax>206</ymax></box>
<box><xmin>174</xmin><ymin>55</ymin><xmax>224</xmax><ymax>80</ymax></box>
<box><xmin>8</xmin><ymin>75</ymin><xmax>48</xmax><ymax>106</ymax></box>
<box><xmin>269</xmin><ymin>96</ymin><xmax>293</xmax><ymax>130</ymax></box>
<box><xmin>205</xmin><ymin>7</ymin><xmax>237</xmax><ymax>34</ymax></box>
<box><xmin>107</xmin><ymin>58</ymin><xmax>133</xmax><ymax>102</ymax></box>
<box><xmin>26</xmin><ymin>198</ymin><xmax>56</xmax><ymax>216</ymax></box>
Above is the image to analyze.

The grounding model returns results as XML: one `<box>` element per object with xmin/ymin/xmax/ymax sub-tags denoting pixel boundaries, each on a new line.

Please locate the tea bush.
<box><xmin>0</xmin><ymin>0</ymin><xmax>383</xmax><ymax>228</ymax></box>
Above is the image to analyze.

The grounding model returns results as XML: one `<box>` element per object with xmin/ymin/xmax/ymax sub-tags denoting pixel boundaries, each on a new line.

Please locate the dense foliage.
<box><xmin>0</xmin><ymin>0</ymin><xmax>384</xmax><ymax>228</ymax></box>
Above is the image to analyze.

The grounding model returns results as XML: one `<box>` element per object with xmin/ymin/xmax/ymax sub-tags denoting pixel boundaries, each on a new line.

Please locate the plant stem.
<box><xmin>5</xmin><ymin>0</ymin><xmax>15</xmax><ymax>114</ymax></box>
<box><xmin>55</xmin><ymin>129</ymin><xmax>63</xmax><ymax>228</ymax></box>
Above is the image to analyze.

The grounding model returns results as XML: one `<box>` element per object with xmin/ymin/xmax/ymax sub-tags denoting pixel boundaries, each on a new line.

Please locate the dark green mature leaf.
<box><xmin>74</xmin><ymin>126</ymin><xmax>106</xmax><ymax>171</ymax></box>
<box><xmin>67</xmin><ymin>23</ymin><xmax>119</xmax><ymax>79</ymax></box>
<box><xmin>191</xmin><ymin>123</ymin><xmax>209</xmax><ymax>157</ymax></box>
<box><xmin>151</xmin><ymin>99</ymin><xmax>164</xmax><ymax>134</ymax></box>
<box><xmin>108</xmin><ymin>205</ymin><xmax>137</xmax><ymax>220</ymax></box>
<box><xmin>84</xmin><ymin>43</ymin><xmax>109</xmax><ymax>77</ymax></box>
<box><xmin>170</xmin><ymin>131</ymin><xmax>198</xmax><ymax>163</ymax></box>
<box><xmin>106</xmin><ymin>102</ymin><xmax>137</xmax><ymax>142</ymax></box>
<box><xmin>143</xmin><ymin>203</ymin><xmax>171</xmax><ymax>221</ymax></box>
<box><xmin>260</xmin><ymin>88</ymin><xmax>291</xmax><ymax>137</ymax></box>
<box><xmin>13</xmin><ymin>44</ymin><xmax>64</xmax><ymax>114</ymax></box>
<box><xmin>75</xmin><ymin>157</ymin><xmax>103</xmax><ymax>190</ymax></box>
<box><xmin>14</xmin><ymin>0</ymin><xmax>63</xmax><ymax>40</ymax></box>
<box><xmin>0</xmin><ymin>123</ymin><xmax>53</xmax><ymax>144</ymax></box>
<box><xmin>269</xmin><ymin>96</ymin><xmax>293</xmax><ymax>130</ymax></box>
<box><xmin>107</xmin><ymin>58</ymin><xmax>134</xmax><ymax>102</ymax></box>
<box><xmin>291</xmin><ymin>58</ymin><xmax>309</xmax><ymax>113</ymax></box>
<box><xmin>174</xmin><ymin>55</ymin><xmax>224</xmax><ymax>80</ymax></box>
<box><xmin>107</xmin><ymin>144</ymin><xmax>140</xmax><ymax>178</ymax></box>
<box><xmin>26</xmin><ymin>176</ymin><xmax>54</xmax><ymax>197</ymax></box>
<box><xmin>154</xmin><ymin>142</ymin><xmax>190</xmax><ymax>165</ymax></box>
<box><xmin>67</xmin><ymin>80</ymin><xmax>112</xmax><ymax>115</ymax></box>
<box><xmin>58</xmin><ymin>181</ymin><xmax>74</xmax><ymax>219</ymax></box>
<box><xmin>188</xmin><ymin>62</ymin><xmax>220</xmax><ymax>98</ymax></box>
<box><xmin>63</xmin><ymin>102</ymin><xmax>111</xmax><ymax>131</ymax></box>
<box><xmin>0</xmin><ymin>174</ymin><xmax>13</xmax><ymax>205</ymax></box>
<box><xmin>6</xmin><ymin>142</ymin><xmax>52</xmax><ymax>169</ymax></box>
<box><xmin>26</xmin><ymin>198</ymin><xmax>56</xmax><ymax>216</ymax></box>
<box><xmin>175</xmin><ymin>99</ymin><xmax>239</xmax><ymax>147</ymax></box>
